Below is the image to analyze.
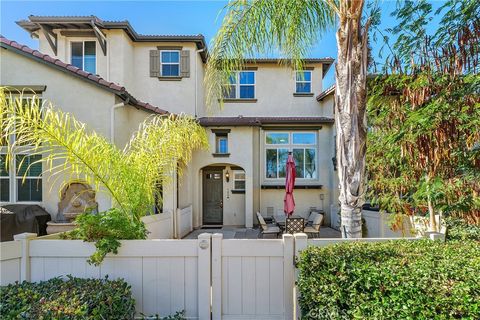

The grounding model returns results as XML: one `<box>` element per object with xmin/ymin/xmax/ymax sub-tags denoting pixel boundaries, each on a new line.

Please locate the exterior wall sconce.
<box><xmin>225</xmin><ymin>171</ymin><xmax>230</xmax><ymax>182</ymax></box>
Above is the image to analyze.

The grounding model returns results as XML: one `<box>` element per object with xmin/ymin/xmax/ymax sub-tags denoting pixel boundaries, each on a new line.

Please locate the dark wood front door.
<box><xmin>203</xmin><ymin>169</ymin><xmax>223</xmax><ymax>225</ymax></box>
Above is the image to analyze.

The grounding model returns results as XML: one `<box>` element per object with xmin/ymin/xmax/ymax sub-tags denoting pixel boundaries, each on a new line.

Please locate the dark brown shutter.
<box><xmin>150</xmin><ymin>50</ymin><xmax>160</xmax><ymax>77</ymax></box>
<box><xmin>180</xmin><ymin>50</ymin><xmax>190</xmax><ymax>78</ymax></box>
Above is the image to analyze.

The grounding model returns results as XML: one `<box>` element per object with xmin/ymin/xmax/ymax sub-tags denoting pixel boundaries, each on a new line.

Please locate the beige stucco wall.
<box><xmin>206</xmin><ymin>64</ymin><xmax>327</xmax><ymax>118</ymax></box>
<box><xmin>0</xmin><ymin>49</ymin><xmax>150</xmax><ymax>219</ymax></box>
<box><xmin>23</xmin><ymin>28</ymin><xmax>339</xmax><ymax>230</ymax></box>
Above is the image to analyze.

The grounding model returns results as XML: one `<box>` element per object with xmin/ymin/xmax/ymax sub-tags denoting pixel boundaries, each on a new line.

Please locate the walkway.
<box><xmin>183</xmin><ymin>226</ymin><xmax>341</xmax><ymax>239</ymax></box>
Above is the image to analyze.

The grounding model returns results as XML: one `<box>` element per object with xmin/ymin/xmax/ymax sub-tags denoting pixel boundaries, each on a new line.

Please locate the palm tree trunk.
<box><xmin>335</xmin><ymin>0</ymin><xmax>369</xmax><ymax>238</ymax></box>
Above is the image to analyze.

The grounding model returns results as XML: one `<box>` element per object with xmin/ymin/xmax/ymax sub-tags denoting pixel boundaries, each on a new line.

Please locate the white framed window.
<box><xmin>233</xmin><ymin>170</ymin><xmax>246</xmax><ymax>191</ymax></box>
<box><xmin>160</xmin><ymin>50</ymin><xmax>180</xmax><ymax>76</ymax></box>
<box><xmin>295</xmin><ymin>70</ymin><xmax>312</xmax><ymax>93</ymax></box>
<box><xmin>265</xmin><ymin>131</ymin><xmax>317</xmax><ymax>179</ymax></box>
<box><xmin>223</xmin><ymin>71</ymin><xmax>255</xmax><ymax>99</ymax></box>
<box><xmin>71</xmin><ymin>41</ymin><xmax>96</xmax><ymax>74</ymax></box>
<box><xmin>216</xmin><ymin>135</ymin><xmax>228</xmax><ymax>154</ymax></box>
<box><xmin>0</xmin><ymin>96</ymin><xmax>43</xmax><ymax>203</ymax></box>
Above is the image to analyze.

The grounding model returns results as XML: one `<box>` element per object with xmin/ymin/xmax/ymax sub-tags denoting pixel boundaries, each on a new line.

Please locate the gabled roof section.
<box><xmin>316</xmin><ymin>85</ymin><xmax>335</xmax><ymax>101</ymax></box>
<box><xmin>0</xmin><ymin>36</ymin><xmax>168</xmax><ymax>115</ymax></box>
<box><xmin>16</xmin><ymin>15</ymin><xmax>208</xmax><ymax>62</ymax></box>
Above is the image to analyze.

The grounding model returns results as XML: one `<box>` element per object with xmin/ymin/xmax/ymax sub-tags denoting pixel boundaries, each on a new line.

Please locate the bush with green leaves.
<box><xmin>297</xmin><ymin>240</ymin><xmax>480</xmax><ymax>319</ymax></box>
<box><xmin>445</xmin><ymin>217</ymin><xmax>480</xmax><ymax>241</ymax></box>
<box><xmin>0</xmin><ymin>276</ymin><xmax>135</xmax><ymax>319</ymax></box>
<box><xmin>62</xmin><ymin>208</ymin><xmax>148</xmax><ymax>265</ymax></box>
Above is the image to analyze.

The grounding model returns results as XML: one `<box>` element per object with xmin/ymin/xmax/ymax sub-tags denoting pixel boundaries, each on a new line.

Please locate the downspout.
<box><xmin>194</xmin><ymin>48</ymin><xmax>205</xmax><ymax>118</ymax></box>
<box><xmin>110</xmin><ymin>99</ymin><xmax>128</xmax><ymax>143</ymax></box>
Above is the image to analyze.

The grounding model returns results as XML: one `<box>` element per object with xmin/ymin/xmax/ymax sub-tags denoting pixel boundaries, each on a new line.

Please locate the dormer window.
<box><xmin>71</xmin><ymin>41</ymin><xmax>96</xmax><ymax>74</ymax></box>
<box><xmin>160</xmin><ymin>50</ymin><xmax>180</xmax><ymax>77</ymax></box>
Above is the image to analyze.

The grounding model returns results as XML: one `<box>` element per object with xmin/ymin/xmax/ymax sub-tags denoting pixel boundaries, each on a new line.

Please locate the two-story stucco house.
<box><xmin>0</xmin><ymin>16</ymin><xmax>339</xmax><ymax>232</ymax></box>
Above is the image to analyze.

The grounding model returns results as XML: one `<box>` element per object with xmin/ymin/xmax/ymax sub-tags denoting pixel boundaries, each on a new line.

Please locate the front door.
<box><xmin>203</xmin><ymin>169</ymin><xmax>223</xmax><ymax>225</ymax></box>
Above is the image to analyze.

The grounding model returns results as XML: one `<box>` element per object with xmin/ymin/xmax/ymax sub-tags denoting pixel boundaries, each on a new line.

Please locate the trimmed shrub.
<box><xmin>297</xmin><ymin>240</ymin><xmax>480</xmax><ymax>319</ymax></box>
<box><xmin>445</xmin><ymin>217</ymin><xmax>480</xmax><ymax>241</ymax></box>
<box><xmin>0</xmin><ymin>276</ymin><xmax>135</xmax><ymax>319</ymax></box>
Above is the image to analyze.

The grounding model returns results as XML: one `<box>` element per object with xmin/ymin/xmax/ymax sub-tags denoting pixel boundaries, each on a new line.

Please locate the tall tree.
<box><xmin>367</xmin><ymin>0</ymin><xmax>480</xmax><ymax>230</ymax></box>
<box><xmin>205</xmin><ymin>0</ymin><xmax>371</xmax><ymax>238</ymax></box>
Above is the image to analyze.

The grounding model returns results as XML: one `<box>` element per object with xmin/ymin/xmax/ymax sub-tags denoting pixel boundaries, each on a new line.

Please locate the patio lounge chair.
<box><xmin>304</xmin><ymin>213</ymin><xmax>324</xmax><ymax>238</ymax></box>
<box><xmin>256</xmin><ymin>212</ymin><xmax>281</xmax><ymax>238</ymax></box>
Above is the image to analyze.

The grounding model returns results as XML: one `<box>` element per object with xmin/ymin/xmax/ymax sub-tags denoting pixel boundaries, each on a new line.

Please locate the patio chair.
<box><xmin>256</xmin><ymin>212</ymin><xmax>281</xmax><ymax>238</ymax></box>
<box><xmin>285</xmin><ymin>217</ymin><xmax>305</xmax><ymax>234</ymax></box>
<box><xmin>304</xmin><ymin>213</ymin><xmax>324</xmax><ymax>238</ymax></box>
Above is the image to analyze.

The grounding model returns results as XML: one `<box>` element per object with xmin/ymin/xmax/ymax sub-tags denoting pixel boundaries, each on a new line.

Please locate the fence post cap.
<box><xmin>293</xmin><ymin>233</ymin><xmax>308</xmax><ymax>240</ymax></box>
<box><xmin>282</xmin><ymin>233</ymin><xmax>294</xmax><ymax>240</ymax></box>
<box><xmin>13</xmin><ymin>233</ymin><xmax>37</xmax><ymax>240</ymax></box>
<box><xmin>211</xmin><ymin>233</ymin><xmax>223</xmax><ymax>239</ymax></box>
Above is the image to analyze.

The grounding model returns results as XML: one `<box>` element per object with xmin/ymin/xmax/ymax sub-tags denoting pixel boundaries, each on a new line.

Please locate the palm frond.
<box><xmin>0</xmin><ymin>88</ymin><xmax>208</xmax><ymax>219</ymax></box>
<box><xmin>205</xmin><ymin>0</ymin><xmax>336</xmax><ymax>109</ymax></box>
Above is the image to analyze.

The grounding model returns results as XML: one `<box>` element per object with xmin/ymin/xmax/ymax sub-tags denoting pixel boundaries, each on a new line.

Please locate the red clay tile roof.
<box><xmin>316</xmin><ymin>85</ymin><xmax>335</xmax><ymax>101</ymax></box>
<box><xmin>198</xmin><ymin>116</ymin><xmax>334</xmax><ymax>126</ymax></box>
<box><xmin>0</xmin><ymin>36</ymin><xmax>169</xmax><ymax>115</ymax></box>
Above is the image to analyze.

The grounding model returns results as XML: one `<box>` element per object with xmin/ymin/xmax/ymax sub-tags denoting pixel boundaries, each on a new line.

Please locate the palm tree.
<box><xmin>206</xmin><ymin>0</ymin><xmax>370</xmax><ymax>238</ymax></box>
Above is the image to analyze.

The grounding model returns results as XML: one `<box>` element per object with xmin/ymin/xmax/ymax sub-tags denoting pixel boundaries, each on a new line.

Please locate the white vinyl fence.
<box><xmin>142</xmin><ymin>212</ymin><xmax>174</xmax><ymax>239</ymax></box>
<box><xmin>0</xmin><ymin>233</ymin><xmax>423</xmax><ymax>319</ymax></box>
<box><xmin>0</xmin><ymin>238</ymin><xmax>22</xmax><ymax>285</ymax></box>
<box><xmin>176</xmin><ymin>205</ymin><xmax>193</xmax><ymax>239</ymax></box>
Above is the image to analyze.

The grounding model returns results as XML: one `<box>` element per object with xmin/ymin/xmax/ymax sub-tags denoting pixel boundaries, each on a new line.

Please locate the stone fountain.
<box><xmin>46</xmin><ymin>182</ymin><xmax>98</xmax><ymax>234</ymax></box>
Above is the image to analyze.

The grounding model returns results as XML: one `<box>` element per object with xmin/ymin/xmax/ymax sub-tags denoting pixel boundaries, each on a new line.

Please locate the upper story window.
<box><xmin>223</xmin><ymin>71</ymin><xmax>255</xmax><ymax>99</ymax></box>
<box><xmin>295</xmin><ymin>71</ymin><xmax>312</xmax><ymax>93</ymax></box>
<box><xmin>265</xmin><ymin>131</ymin><xmax>317</xmax><ymax>180</ymax></box>
<box><xmin>160</xmin><ymin>50</ymin><xmax>180</xmax><ymax>77</ymax></box>
<box><xmin>71</xmin><ymin>41</ymin><xmax>96</xmax><ymax>74</ymax></box>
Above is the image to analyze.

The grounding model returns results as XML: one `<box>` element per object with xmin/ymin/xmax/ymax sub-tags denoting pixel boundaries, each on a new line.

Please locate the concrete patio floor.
<box><xmin>183</xmin><ymin>226</ymin><xmax>341</xmax><ymax>239</ymax></box>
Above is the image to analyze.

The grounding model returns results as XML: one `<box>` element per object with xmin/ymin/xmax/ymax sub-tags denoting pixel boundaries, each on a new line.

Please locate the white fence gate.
<box><xmin>0</xmin><ymin>233</ymin><xmax>422</xmax><ymax>319</ymax></box>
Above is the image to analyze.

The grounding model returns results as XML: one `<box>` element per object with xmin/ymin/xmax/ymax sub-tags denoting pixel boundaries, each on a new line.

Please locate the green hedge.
<box><xmin>445</xmin><ymin>217</ymin><xmax>480</xmax><ymax>241</ymax></box>
<box><xmin>0</xmin><ymin>276</ymin><xmax>136</xmax><ymax>319</ymax></box>
<box><xmin>297</xmin><ymin>240</ymin><xmax>480</xmax><ymax>319</ymax></box>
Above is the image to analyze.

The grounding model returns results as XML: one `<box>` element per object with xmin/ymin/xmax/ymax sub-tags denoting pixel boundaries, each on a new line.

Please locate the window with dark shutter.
<box><xmin>149</xmin><ymin>50</ymin><xmax>160</xmax><ymax>77</ymax></box>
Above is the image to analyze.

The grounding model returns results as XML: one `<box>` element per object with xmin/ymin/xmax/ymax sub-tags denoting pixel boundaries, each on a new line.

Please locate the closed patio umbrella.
<box><xmin>284</xmin><ymin>152</ymin><xmax>296</xmax><ymax>217</ymax></box>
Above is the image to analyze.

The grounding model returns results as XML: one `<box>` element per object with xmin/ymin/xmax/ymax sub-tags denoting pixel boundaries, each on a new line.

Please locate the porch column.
<box><xmin>245</xmin><ymin>171</ymin><xmax>253</xmax><ymax>228</ymax></box>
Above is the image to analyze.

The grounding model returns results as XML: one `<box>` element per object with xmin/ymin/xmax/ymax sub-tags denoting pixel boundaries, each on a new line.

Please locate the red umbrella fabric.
<box><xmin>284</xmin><ymin>153</ymin><xmax>296</xmax><ymax>217</ymax></box>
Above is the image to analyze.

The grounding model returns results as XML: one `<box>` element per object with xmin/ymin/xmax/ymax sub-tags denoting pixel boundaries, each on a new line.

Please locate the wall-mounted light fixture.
<box><xmin>225</xmin><ymin>171</ymin><xmax>230</xmax><ymax>182</ymax></box>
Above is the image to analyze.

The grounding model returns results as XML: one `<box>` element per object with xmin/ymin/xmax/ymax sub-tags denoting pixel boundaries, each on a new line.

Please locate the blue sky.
<box><xmin>0</xmin><ymin>0</ymin><xmax>444</xmax><ymax>87</ymax></box>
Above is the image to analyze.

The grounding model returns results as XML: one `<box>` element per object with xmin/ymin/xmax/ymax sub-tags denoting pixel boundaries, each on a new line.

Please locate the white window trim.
<box><xmin>264</xmin><ymin>131</ymin><xmax>318</xmax><ymax>181</ymax></box>
<box><xmin>295</xmin><ymin>70</ymin><xmax>312</xmax><ymax>93</ymax></box>
<box><xmin>216</xmin><ymin>136</ymin><xmax>228</xmax><ymax>154</ymax></box>
<box><xmin>69</xmin><ymin>40</ymin><xmax>97</xmax><ymax>74</ymax></box>
<box><xmin>226</xmin><ymin>71</ymin><xmax>256</xmax><ymax>99</ymax></box>
<box><xmin>232</xmin><ymin>170</ymin><xmax>246</xmax><ymax>191</ymax></box>
<box><xmin>0</xmin><ymin>95</ymin><xmax>43</xmax><ymax>205</ymax></box>
<box><xmin>160</xmin><ymin>50</ymin><xmax>180</xmax><ymax>77</ymax></box>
